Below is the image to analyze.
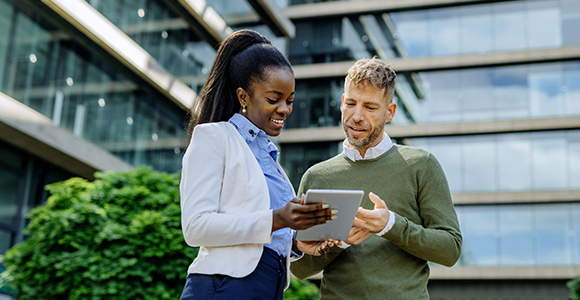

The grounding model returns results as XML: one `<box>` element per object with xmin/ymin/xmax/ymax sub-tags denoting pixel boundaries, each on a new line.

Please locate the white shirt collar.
<box><xmin>343</xmin><ymin>132</ymin><xmax>394</xmax><ymax>162</ymax></box>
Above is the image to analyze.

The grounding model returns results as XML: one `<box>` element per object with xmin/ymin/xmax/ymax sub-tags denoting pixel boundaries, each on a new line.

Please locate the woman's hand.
<box><xmin>272</xmin><ymin>197</ymin><xmax>335</xmax><ymax>232</ymax></box>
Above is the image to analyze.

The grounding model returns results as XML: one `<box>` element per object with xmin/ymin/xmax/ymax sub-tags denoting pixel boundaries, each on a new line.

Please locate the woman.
<box><xmin>179</xmin><ymin>29</ymin><xmax>336</xmax><ymax>299</ymax></box>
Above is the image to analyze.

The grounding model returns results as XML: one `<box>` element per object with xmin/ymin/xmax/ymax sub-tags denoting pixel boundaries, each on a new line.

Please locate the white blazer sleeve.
<box><xmin>180</xmin><ymin>124</ymin><xmax>273</xmax><ymax>247</ymax></box>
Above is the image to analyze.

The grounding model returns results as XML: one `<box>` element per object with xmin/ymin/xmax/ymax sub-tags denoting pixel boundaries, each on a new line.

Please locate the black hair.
<box><xmin>187</xmin><ymin>29</ymin><xmax>293</xmax><ymax>140</ymax></box>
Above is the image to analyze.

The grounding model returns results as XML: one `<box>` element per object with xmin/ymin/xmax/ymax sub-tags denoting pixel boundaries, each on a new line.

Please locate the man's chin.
<box><xmin>346</xmin><ymin>137</ymin><xmax>369</xmax><ymax>149</ymax></box>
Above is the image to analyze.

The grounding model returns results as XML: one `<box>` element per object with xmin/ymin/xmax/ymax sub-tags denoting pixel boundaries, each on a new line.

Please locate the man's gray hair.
<box><xmin>345</xmin><ymin>56</ymin><xmax>397</xmax><ymax>103</ymax></box>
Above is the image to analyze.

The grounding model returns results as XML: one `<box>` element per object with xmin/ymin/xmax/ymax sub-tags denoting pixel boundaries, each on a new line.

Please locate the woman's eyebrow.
<box><xmin>266</xmin><ymin>90</ymin><xmax>295</xmax><ymax>96</ymax></box>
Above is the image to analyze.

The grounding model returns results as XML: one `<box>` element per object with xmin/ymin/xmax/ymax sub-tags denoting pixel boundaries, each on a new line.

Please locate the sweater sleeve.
<box><xmin>290</xmin><ymin>169</ymin><xmax>345</xmax><ymax>279</ymax></box>
<box><xmin>382</xmin><ymin>154</ymin><xmax>462</xmax><ymax>267</ymax></box>
<box><xmin>180</xmin><ymin>124</ymin><xmax>273</xmax><ymax>247</ymax></box>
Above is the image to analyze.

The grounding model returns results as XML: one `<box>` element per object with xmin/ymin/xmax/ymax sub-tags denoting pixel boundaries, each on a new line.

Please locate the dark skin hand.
<box><xmin>272</xmin><ymin>197</ymin><xmax>335</xmax><ymax>232</ymax></box>
<box><xmin>273</xmin><ymin>197</ymin><xmax>336</xmax><ymax>256</ymax></box>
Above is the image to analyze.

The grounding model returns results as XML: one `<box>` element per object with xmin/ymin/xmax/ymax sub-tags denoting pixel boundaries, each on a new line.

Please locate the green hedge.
<box><xmin>569</xmin><ymin>275</ymin><xmax>580</xmax><ymax>300</ymax></box>
<box><xmin>0</xmin><ymin>167</ymin><xmax>320</xmax><ymax>299</ymax></box>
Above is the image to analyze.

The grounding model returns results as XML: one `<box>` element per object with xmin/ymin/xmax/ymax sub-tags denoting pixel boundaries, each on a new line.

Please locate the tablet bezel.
<box><xmin>295</xmin><ymin>189</ymin><xmax>364</xmax><ymax>241</ymax></box>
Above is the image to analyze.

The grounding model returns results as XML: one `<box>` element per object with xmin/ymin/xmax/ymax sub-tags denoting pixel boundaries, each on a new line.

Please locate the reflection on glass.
<box><xmin>498</xmin><ymin>205</ymin><xmax>534</xmax><ymax>265</ymax></box>
<box><xmin>573</xmin><ymin>204</ymin><xmax>580</xmax><ymax>265</ymax></box>
<box><xmin>291</xmin><ymin>0</ymin><xmax>580</xmax><ymax>63</ymax></box>
<box><xmin>280</xmin><ymin>142</ymin><xmax>341</xmax><ymax>188</ymax></box>
<box><xmin>462</xmin><ymin>136</ymin><xmax>496</xmax><ymax>192</ymax></box>
<box><xmin>407</xmin><ymin>130</ymin><xmax>580</xmax><ymax>193</ymax></box>
<box><xmin>534</xmin><ymin>204</ymin><xmax>572</xmax><ymax>265</ymax></box>
<box><xmin>456</xmin><ymin>203</ymin><xmax>580</xmax><ymax>267</ymax></box>
<box><xmin>0</xmin><ymin>0</ymin><xmax>188</xmax><ymax>174</ymax></box>
<box><xmin>497</xmin><ymin>134</ymin><xmax>532</xmax><ymax>191</ymax></box>
<box><xmin>459</xmin><ymin>205</ymin><xmax>498</xmax><ymax>266</ymax></box>
<box><xmin>0</xmin><ymin>229</ymin><xmax>12</xmax><ymax>256</ymax></box>
<box><xmin>408</xmin><ymin>61</ymin><xmax>580</xmax><ymax>124</ymax></box>
<box><xmin>0</xmin><ymin>169</ymin><xmax>19</xmax><ymax>226</ymax></box>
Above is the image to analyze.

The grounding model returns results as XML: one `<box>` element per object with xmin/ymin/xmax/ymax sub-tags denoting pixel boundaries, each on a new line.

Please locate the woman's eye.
<box><xmin>266</xmin><ymin>98</ymin><xmax>278</xmax><ymax>104</ymax></box>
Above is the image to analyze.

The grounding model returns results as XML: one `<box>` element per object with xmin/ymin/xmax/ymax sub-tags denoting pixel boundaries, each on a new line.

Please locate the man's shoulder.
<box><xmin>392</xmin><ymin>144</ymin><xmax>431</xmax><ymax>158</ymax></box>
<box><xmin>305</xmin><ymin>153</ymin><xmax>347</xmax><ymax>174</ymax></box>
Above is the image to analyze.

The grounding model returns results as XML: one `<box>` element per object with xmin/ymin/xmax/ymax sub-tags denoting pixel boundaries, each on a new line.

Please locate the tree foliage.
<box><xmin>1</xmin><ymin>167</ymin><xmax>197</xmax><ymax>299</ymax></box>
<box><xmin>285</xmin><ymin>278</ymin><xmax>320</xmax><ymax>300</ymax></box>
<box><xmin>0</xmin><ymin>166</ymin><xmax>321</xmax><ymax>299</ymax></box>
<box><xmin>569</xmin><ymin>275</ymin><xmax>580</xmax><ymax>300</ymax></box>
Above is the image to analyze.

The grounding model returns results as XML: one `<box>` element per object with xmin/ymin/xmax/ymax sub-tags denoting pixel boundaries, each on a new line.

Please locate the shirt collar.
<box><xmin>229</xmin><ymin>113</ymin><xmax>279</xmax><ymax>160</ymax></box>
<box><xmin>343</xmin><ymin>132</ymin><xmax>393</xmax><ymax>162</ymax></box>
<box><xmin>229</xmin><ymin>113</ymin><xmax>262</xmax><ymax>142</ymax></box>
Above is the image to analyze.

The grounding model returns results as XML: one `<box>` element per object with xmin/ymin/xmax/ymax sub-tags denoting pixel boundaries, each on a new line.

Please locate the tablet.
<box><xmin>295</xmin><ymin>189</ymin><xmax>364</xmax><ymax>241</ymax></box>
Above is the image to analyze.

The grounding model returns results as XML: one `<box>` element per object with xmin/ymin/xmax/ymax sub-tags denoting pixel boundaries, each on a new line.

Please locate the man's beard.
<box><xmin>343</xmin><ymin>121</ymin><xmax>384</xmax><ymax>149</ymax></box>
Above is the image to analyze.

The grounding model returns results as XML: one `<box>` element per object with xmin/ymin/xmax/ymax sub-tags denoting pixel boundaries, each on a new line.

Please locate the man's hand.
<box><xmin>344</xmin><ymin>226</ymin><xmax>370</xmax><ymax>245</ymax></box>
<box><xmin>295</xmin><ymin>240</ymin><xmax>336</xmax><ymax>256</ymax></box>
<box><xmin>352</xmin><ymin>192</ymin><xmax>389</xmax><ymax>233</ymax></box>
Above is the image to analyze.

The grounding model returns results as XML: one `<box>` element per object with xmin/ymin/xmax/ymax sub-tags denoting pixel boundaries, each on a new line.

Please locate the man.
<box><xmin>290</xmin><ymin>57</ymin><xmax>462</xmax><ymax>299</ymax></box>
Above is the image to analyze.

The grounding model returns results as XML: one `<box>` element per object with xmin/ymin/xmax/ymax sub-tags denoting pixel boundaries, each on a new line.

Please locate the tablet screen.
<box><xmin>295</xmin><ymin>189</ymin><xmax>364</xmax><ymax>241</ymax></box>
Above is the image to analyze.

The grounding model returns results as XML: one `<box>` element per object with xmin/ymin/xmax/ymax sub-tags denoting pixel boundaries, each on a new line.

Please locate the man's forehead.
<box><xmin>344</xmin><ymin>84</ymin><xmax>388</xmax><ymax>103</ymax></box>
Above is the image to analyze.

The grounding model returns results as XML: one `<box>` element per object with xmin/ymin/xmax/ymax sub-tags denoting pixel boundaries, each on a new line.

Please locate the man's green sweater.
<box><xmin>291</xmin><ymin>144</ymin><xmax>462</xmax><ymax>300</ymax></box>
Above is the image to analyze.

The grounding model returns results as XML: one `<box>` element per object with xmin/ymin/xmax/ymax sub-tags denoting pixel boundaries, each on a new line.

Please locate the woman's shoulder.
<box><xmin>193</xmin><ymin>121</ymin><xmax>235</xmax><ymax>136</ymax></box>
<box><xmin>191</xmin><ymin>122</ymin><xmax>235</xmax><ymax>144</ymax></box>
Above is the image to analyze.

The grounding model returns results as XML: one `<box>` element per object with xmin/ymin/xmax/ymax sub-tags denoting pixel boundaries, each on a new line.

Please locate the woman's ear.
<box><xmin>237</xmin><ymin>87</ymin><xmax>248</xmax><ymax>106</ymax></box>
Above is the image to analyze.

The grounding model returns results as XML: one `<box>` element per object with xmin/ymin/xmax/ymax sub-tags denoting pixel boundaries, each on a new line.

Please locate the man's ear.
<box><xmin>385</xmin><ymin>102</ymin><xmax>397</xmax><ymax>123</ymax></box>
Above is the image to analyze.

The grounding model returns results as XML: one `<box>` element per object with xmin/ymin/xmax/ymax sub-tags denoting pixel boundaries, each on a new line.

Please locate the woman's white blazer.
<box><xmin>180</xmin><ymin>121</ymin><xmax>294</xmax><ymax>288</ymax></box>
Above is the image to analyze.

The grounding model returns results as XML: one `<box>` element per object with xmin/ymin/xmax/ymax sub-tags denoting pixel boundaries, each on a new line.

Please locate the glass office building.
<box><xmin>1</xmin><ymin>0</ymin><xmax>579</xmax><ymax>299</ymax></box>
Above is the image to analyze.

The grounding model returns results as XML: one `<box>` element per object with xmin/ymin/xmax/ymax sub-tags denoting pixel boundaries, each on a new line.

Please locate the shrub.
<box><xmin>1</xmin><ymin>167</ymin><xmax>197</xmax><ymax>299</ymax></box>
<box><xmin>1</xmin><ymin>166</ymin><xmax>321</xmax><ymax>299</ymax></box>
<box><xmin>569</xmin><ymin>275</ymin><xmax>580</xmax><ymax>300</ymax></box>
<box><xmin>284</xmin><ymin>278</ymin><xmax>320</xmax><ymax>300</ymax></box>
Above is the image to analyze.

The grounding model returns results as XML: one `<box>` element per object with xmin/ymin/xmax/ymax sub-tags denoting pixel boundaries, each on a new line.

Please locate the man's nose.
<box><xmin>352</xmin><ymin>106</ymin><xmax>364</xmax><ymax>122</ymax></box>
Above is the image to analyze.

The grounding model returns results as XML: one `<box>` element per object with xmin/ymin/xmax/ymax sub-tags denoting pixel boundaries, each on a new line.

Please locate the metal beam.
<box><xmin>0</xmin><ymin>93</ymin><xmax>134</xmax><ymax>180</ymax></box>
<box><xmin>452</xmin><ymin>190</ymin><xmax>580</xmax><ymax>205</ymax></box>
<box><xmin>39</xmin><ymin>0</ymin><xmax>197</xmax><ymax>110</ymax></box>
<box><xmin>278</xmin><ymin>116</ymin><xmax>580</xmax><ymax>143</ymax></box>
<box><xmin>163</xmin><ymin>0</ymin><xmax>233</xmax><ymax>48</ymax></box>
<box><xmin>430</xmin><ymin>266</ymin><xmax>580</xmax><ymax>280</ymax></box>
<box><xmin>285</xmin><ymin>0</ymin><xmax>511</xmax><ymax>20</ymax></box>
<box><xmin>246</xmin><ymin>0</ymin><xmax>295</xmax><ymax>38</ymax></box>
<box><xmin>293</xmin><ymin>46</ymin><xmax>580</xmax><ymax>79</ymax></box>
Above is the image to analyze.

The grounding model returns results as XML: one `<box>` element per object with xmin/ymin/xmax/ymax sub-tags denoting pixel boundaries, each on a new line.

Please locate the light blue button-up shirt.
<box><xmin>229</xmin><ymin>114</ymin><xmax>293</xmax><ymax>256</ymax></box>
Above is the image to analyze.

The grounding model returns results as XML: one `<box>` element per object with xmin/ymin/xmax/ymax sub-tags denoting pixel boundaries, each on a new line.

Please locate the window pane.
<box><xmin>499</xmin><ymin>205</ymin><xmax>534</xmax><ymax>265</ymax></box>
<box><xmin>0</xmin><ymin>169</ymin><xmax>20</xmax><ymax>226</ymax></box>
<box><xmin>532</xmin><ymin>133</ymin><xmax>567</xmax><ymax>190</ymax></box>
<box><xmin>497</xmin><ymin>134</ymin><xmax>532</xmax><ymax>191</ymax></box>
<box><xmin>535</xmin><ymin>204</ymin><xmax>572</xmax><ymax>265</ymax></box>
<box><xmin>462</xmin><ymin>136</ymin><xmax>496</xmax><ymax>192</ymax></box>
<box><xmin>0</xmin><ymin>229</ymin><xmax>14</xmax><ymax>256</ymax></box>
<box><xmin>459</xmin><ymin>206</ymin><xmax>499</xmax><ymax>266</ymax></box>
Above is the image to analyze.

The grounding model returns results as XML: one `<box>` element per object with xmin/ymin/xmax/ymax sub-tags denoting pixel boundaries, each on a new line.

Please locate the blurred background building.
<box><xmin>0</xmin><ymin>0</ymin><xmax>579</xmax><ymax>299</ymax></box>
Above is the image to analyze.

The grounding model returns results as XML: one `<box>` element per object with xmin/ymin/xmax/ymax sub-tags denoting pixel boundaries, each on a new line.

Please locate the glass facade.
<box><xmin>0</xmin><ymin>0</ymin><xmax>188</xmax><ymax>173</ymax></box>
<box><xmin>0</xmin><ymin>140</ymin><xmax>72</xmax><ymax>257</ymax></box>
<box><xmin>407</xmin><ymin>130</ymin><xmax>580</xmax><ymax>193</ymax></box>
<box><xmin>286</xmin><ymin>78</ymin><xmax>414</xmax><ymax>129</ymax></box>
<box><xmin>288</xmin><ymin>0</ymin><xmax>580</xmax><ymax>64</ymax></box>
<box><xmin>279</xmin><ymin>142</ymin><xmax>342</xmax><ymax>188</ymax></box>
<box><xmin>87</xmin><ymin>0</ymin><xmax>215</xmax><ymax>92</ymax></box>
<box><xmin>280</xmin><ymin>0</ymin><xmax>580</xmax><ymax>273</ymax></box>
<box><xmin>457</xmin><ymin>202</ymin><xmax>580</xmax><ymax>266</ymax></box>
<box><xmin>408</xmin><ymin>61</ymin><xmax>580</xmax><ymax>124</ymax></box>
